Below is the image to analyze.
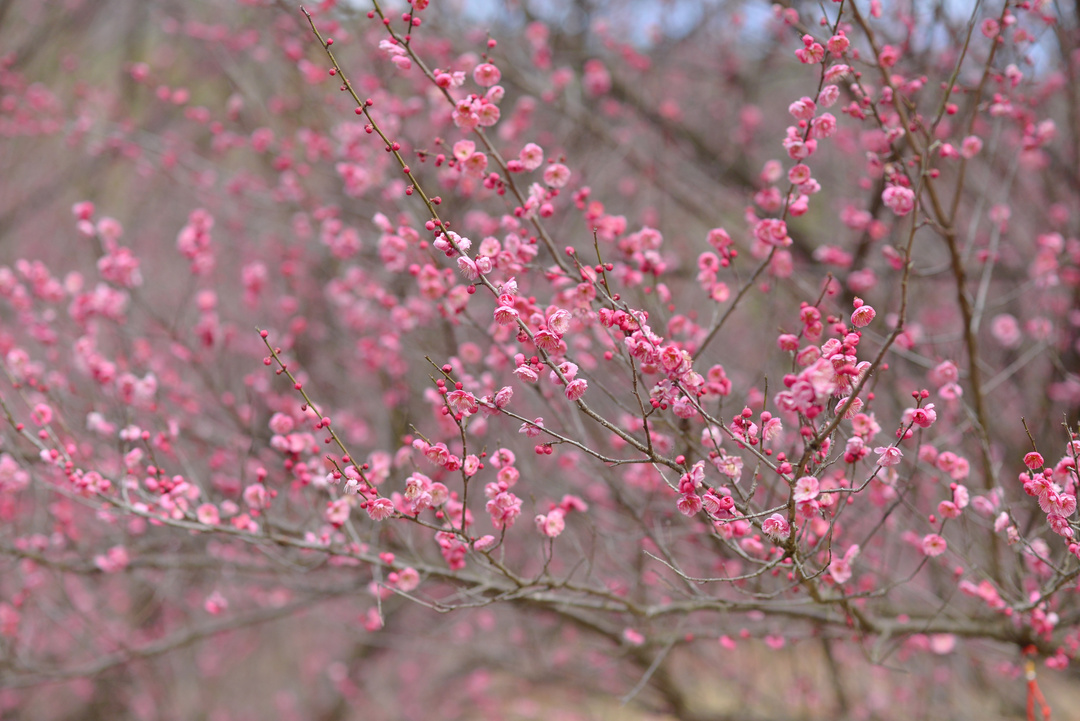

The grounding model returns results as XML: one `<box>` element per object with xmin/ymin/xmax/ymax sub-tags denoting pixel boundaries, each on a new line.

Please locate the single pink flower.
<box><xmin>921</xmin><ymin>533</ymin><xmax>947</xmax><ymax>557</ymax></box>
<box><xmin>519</xmin><ymin>143</ymin><xmax>544</xmax><ymax>171</ymax></box>
<box><xmin>677</xmin><ymin>493</ymin><xmax>703</xmax><ymax>516</ymax></box>
<box><xmin>829</xmin><ymin>544</ymin><xmax>860</xmax><ymax>584</ymax></box>
<box><xmin>793</xmin><ymin>476</ymin><xmax>819</xmax><ymax>503</ymax></box>
<box><xmin>543</xmin><ymin>163</ymin><xmax>571</xmax><ymax>188</ymax></box>
<box><xmin>850</xmin><ymin>304</ymin><xmax>876</xmax><ymax>328</ymax></box>
<box><xmin>366</xmin><ymin>497</ymin><xmax>395</xmax><ymax>521</ymax></box>
<box><xmin>535</xmin><ymin>509</ymin><xmax>566</xmax><ymax>537</ymax></box>
<box><xmin>762</xmin><ymin>513</ymin><xmax>791</xmax><ymax>540</ymax></box>
<box><xmin>473</xmin><ymin>63</ymin><xmax>501</xmax><ymax>87</ymax></box>
<box><xmin>882</xmin><ymin>185</ymin><xmax>915</xmax><ymax>216</ymax></box>
<box><xmin>874</xmin><ymin>446</ymin><xmax>903</xmax><ymax>467</ymax></box>
<box><xmin>564</xmin><ymin>378</ymin><xmax>587</xmax><ymax>401</ymax></box>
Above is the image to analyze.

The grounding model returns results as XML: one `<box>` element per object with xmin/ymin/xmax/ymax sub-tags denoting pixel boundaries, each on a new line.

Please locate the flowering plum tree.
<box><xmin>0</xmin><ymin>0</ymin><xmax>1078</xmax><ymax>718</ymax></box>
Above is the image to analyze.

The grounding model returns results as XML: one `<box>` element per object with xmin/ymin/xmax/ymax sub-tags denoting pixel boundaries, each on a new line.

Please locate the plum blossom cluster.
<box><xmin>1017</xmin><ymin>444</ymin><xmax>1080</xmax><ymax>550</ymax></box>
<box><xmin>175</xmin><ymin>208</ymin><xmax>215</xmax><ymax>274</ymax></box>
<box><xmin>774</xmin><ymin>299</ymin><xmax>875</xmax><ymax>419</ymax></box>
